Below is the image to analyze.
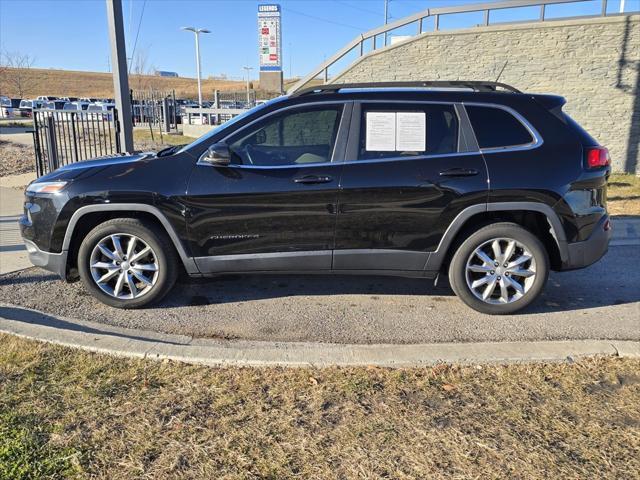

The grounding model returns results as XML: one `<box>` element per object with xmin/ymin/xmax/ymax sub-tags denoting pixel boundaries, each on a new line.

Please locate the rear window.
<box><xmin>466</xmin><ymin>105</ymin><xmax>533</xmax><ymax>149</ymax></box>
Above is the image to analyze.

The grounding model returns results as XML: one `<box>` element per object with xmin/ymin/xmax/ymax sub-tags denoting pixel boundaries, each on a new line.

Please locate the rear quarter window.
<box><xmin>466</xmin><ymin>105</ymin><xmax>533</xmax><ymax>149</ymax></box>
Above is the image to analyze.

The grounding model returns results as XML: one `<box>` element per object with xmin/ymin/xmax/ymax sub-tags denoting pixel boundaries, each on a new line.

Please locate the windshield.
<box><xmin>178</xmin><ymin>97</ymin><xmax>284</xmax><ymax>153</ymax></box>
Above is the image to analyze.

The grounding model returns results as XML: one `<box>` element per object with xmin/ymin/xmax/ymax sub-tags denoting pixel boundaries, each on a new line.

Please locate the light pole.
<box><xmin>181</xmin><ymin>26</ymin><xmax>210</xmax><ymax>115</ymax></box>
<box><xmin>384</xmin><ymin>0</ymin><xmax>389</xmax><ymax>46</ymax></box>
<box><xmin>242</xmin><ymin>66</ymin><xmax>253</xmax><ymax>107</ymax></box>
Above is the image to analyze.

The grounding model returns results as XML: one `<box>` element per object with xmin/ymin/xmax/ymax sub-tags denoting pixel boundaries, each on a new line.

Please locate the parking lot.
<box><xmin>1</xmin><ymin>241</ymin><xmax>638</xmax><ymax>345</ymax></box>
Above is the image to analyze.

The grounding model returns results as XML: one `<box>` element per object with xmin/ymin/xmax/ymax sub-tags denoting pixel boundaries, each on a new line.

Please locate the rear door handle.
<box><xmin>439</xmin><ymin>167</ymin><xmax>479</xmax><ymax>177</ymax></box>
<box><xmin>294</xmin><ymin>175</ymin><xmax>333</xmax><ymax>184</ymax></box>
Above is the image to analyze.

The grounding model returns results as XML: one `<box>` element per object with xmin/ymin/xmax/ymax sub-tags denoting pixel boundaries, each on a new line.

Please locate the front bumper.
<box><xmin>563</xmin><ymin>215</ymin><xmax>612</xmax><ymax>270</ymax></box>
<box><xmin>22</xmin><ymin>237</ymin><xmax>67</xmax><ymax>279</ymax></box>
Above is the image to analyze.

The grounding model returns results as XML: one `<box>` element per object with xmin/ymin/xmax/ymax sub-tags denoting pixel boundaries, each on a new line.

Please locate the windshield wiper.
<box><xmin>156</xmin><ymin>144</ymin><xmax>187</xmax><ymax>157</ymax></box>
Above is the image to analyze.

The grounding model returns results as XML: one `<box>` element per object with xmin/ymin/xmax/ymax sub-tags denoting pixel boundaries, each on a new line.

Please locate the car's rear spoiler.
<box><xmin>531</xmin><ymin>94</ymin><xmax>567</xmax><ymax>121</ymax></box>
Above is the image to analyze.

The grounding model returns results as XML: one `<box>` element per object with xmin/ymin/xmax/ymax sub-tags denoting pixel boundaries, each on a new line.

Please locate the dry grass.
<box><xmin>0</xmin><ymin>68</ymin><xmax>245</xmax><ymax>99</ymax></box>
<box><xmin>1</xmin><ymin>334</ymin><xmax>639</xmax><ymax>479</ymax></box>
<box><xmin>133</xmin><ymin>129</ymin><xmax>192</xmax><ymax>148</ymax></box>
<box><xmin>608</xmin><ymin>173</ymin><xmax>640</xmax><ymax>216</ymax></box>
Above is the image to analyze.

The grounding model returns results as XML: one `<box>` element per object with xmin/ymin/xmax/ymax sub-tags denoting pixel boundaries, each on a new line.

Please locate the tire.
<box><xmin>448</xmin><ymin>222</ymin><xmax>549</xmax><ymax>315</ymax></box>
<box><xmin>77</xmin><ymin>218</ymin><xmax>178</xmax><ymax>309</ymax></box>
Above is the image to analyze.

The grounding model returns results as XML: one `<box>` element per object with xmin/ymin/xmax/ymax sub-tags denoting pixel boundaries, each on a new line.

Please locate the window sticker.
<box><xmin>396</xmin><ymin>112</ymin><xmax>426</xmax><ymax>151</ymax></box>
<box><xmin>365</xmin><ymin>112</ymin><xmax>396</xmax><ymax>151</ymax></box>
<box><xmin>365</xmin><ymin>111</ymin><xmax>427</xmax><ymax>152</ymax></box>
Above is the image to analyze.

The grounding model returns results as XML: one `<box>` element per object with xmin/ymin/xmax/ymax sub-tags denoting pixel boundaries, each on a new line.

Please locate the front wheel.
<box><xmin>448</xmin><ymin>222</ymin><xmax>549</xmax><ymax>315</ymax></box>
<box><xmin>78</xmin><ymin>218</ymin><xmax>178</xmax><ymax>309</ymax></box>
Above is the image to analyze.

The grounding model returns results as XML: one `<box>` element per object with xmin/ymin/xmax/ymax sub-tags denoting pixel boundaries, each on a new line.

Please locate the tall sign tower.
<box><xmin>257</xmin><ymin>4</ymin><xmax>283</xmax><ymax>93</ymax></box>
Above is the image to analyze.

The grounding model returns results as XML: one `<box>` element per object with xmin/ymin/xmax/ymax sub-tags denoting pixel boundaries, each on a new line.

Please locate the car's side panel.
<box><xmin>333</xmin><ymin>100</ymin><xmax>489</xmax><ymax>271</ymax></box>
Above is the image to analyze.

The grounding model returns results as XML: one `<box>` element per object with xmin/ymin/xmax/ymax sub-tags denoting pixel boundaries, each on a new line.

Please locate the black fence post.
<box><xmin>113</xmin><ymin>108</ymin><xmax>122</xmax><ymax>153</ymax></box>
<box><xmin>45</xmin><ymin>115</ymin><xmax>59</xmax><ymax>172</ymax></box>
<box><xmin>32</xmin><ymin>112</ymin><xmax>43</xmax><ymax>177</ymax></box>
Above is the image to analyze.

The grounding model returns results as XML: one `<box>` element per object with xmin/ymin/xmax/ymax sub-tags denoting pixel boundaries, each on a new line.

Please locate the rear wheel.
<box><xmin>78</xmin><ymin>218</ymin><xmax>178</xmax><ymax>308</ymax></box>
<box><xmin>448</xmin><ymin>222</ymin><xmax>549</xmax><ymax>314</ymax></box>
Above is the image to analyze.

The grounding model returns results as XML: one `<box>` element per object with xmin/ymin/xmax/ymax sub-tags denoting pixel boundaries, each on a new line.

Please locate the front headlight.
<box><xmin>25</xmin><ymin>181</ymin><xmax>68</xmax><ymax>194</ymax></box>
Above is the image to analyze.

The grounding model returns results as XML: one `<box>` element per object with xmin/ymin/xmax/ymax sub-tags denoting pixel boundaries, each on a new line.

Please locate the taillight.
<box><xmin>586</xmin><ymin>147</ymin><xmax>610</xmax><ymax>169</ymax></box>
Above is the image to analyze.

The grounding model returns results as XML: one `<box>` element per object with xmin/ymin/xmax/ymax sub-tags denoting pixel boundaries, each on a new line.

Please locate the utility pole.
<box><xmin>182</xmin><ymin>27</ymin><xmax>211</xmax><ymax>116</ymax></box>
<box><xmin>106</xmin><ymin>0</ymin><xmax>134</xmax><ymax>153</ymax></box>
<box><xmin>242</xmin><ymin>66</ymin><xmax>254</xmax><ymax>106</ymax></box>
<box><xmin>384</xmin><ymin>0</ymin><xmax>389</xmax><ymax>46</ymax></box>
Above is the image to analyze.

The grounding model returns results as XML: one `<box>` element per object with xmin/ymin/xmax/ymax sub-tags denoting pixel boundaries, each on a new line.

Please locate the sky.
<box><xmin>0</xmin><ymin>0</ymin><xmax>636</xmax><ymax>81</ymax></box>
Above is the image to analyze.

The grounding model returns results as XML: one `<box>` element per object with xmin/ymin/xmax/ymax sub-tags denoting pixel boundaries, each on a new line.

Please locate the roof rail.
<box><xmin>289</xmin><ymin>81</ymin><xmax>522</xmax><ymax>97</ymax></box>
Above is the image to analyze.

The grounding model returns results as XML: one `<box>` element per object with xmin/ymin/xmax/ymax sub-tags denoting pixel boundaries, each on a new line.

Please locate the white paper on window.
<box><xmin>395</xmin><ymin>112</ymin><xmax>426</xmax><ymax>151</ymax></box>
<box><xmin>365</xmin><ymin>112</ymin><xmax>396</xmax><ymax>151</ymax></box>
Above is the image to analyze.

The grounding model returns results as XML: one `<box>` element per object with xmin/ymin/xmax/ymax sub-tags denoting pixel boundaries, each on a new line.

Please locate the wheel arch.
<box><xmin>62</xmin><ymin>204</ymin><xmax>199</xmax><ymax>279</ymax></box>
<box><xmin>426</xmin><ymin>202</ymin><xmax>568</xmax><ymax>273</ymax></box>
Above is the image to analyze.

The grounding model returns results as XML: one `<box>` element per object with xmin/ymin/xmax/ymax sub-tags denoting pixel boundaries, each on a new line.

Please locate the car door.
<box><xmin>333</xmin><ymin>101</ymin><xmax>488</xmax><ymax>273</ymax></box>
<box><xmin>184</xmin><ymin>102</ymin><xmax>350</xmax><ymax>273</ymax></box>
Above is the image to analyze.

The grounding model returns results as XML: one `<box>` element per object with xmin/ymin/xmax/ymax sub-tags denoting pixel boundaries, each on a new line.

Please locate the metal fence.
<box><xmin>131</xmin><ymin>89</ymin><xmax>178</xmax><ymax>130</ymax></box>
<box><xmin>32</xmin><ymin>109</ymin><xmax>121</xmax><ymax>177</ymax></box>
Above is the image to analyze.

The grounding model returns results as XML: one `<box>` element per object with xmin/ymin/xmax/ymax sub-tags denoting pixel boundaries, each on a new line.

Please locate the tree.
<box><xmin>0</xmin><ymin>51</ymin><xmax>36</xmax><ymax>98</ymax></box>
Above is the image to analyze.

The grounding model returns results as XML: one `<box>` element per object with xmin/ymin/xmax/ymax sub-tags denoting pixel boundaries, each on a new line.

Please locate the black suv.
<box><xmin>19</xmin><ymin>81</ymin><xmax>612</xmax><ymax>314</ymax></box>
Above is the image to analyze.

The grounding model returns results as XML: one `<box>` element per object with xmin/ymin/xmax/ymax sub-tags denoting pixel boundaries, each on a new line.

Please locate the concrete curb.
<box><xmin>1</xmin><ymin>304</ymin><xmax>638</xmax><ymax>367</ymax></box>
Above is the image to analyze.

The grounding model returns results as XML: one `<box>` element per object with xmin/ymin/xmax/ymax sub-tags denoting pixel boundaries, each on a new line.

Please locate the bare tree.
<box><xmin>0</xmin><ymin>51</ymin><xmax>36</xmax><ymax>98</ymax></box>
<box><xmin>130</xmin><ymin>49</ymin><xmax>152</xmax><ymax>91</ymax></box>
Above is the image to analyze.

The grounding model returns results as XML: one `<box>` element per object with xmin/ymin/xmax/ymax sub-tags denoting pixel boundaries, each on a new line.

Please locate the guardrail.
<box><xmin>287</xmin><ymin>0</ymin><xmax>635</xmax><ymax>94</ymax></box>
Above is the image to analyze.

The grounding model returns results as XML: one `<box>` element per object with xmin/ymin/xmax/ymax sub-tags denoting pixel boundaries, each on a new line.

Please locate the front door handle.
<box><xmin>439</xmin><ymin>167</ymin><xmax>479</xmax><ymax>177</ymax></box>
<box><xmin>294</xmin><ymin>175</ymin><xmax>333</xmax><ymax>184</ymax></box>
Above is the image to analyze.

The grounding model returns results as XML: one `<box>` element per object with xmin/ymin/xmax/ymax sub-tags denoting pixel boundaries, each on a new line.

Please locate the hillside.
<box><xmin>0</xmin><ymin>67</ymin><xmax>246</xmax><ymax>99</ymax></box>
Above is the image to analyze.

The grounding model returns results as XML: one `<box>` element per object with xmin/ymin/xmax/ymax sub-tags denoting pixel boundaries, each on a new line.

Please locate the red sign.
<box><xmin>269</xmin><ymin>54</ymin><xmax>278</xmax><ymax>61</ymax></box>
<box><xmin>261</xmin><ymin>27</ymin><xmax>269</xmax><ymax>34</ymax></box>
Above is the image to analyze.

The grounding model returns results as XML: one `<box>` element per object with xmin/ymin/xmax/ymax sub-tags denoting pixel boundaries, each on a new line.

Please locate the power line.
<box><xmin>128</xmin><ymin>0</ymin><xmax>147</xmax><ymax>73</ymax></box>
<box><xmin>333</xmin><ymin>0</ymin><xmax>381</xmax><ymax>17</ymax></box>
<box><xmin>282</xmin><ymin>6</ymin><xmax>366</xmax><ymax>31</ymax></box>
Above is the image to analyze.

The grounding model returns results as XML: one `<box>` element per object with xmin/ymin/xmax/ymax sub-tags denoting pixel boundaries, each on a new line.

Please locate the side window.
<box><xmin>359</xmin><ymin>103</ymin><xmax>458</xmax><ymax>160</ymax></box>
<box><xmin>227</xmin><ymin>105</ymin><xmax>343</xmax><ymax>166</ymax></box>
<box><xmin>466</xmin><ymin>105</ymin><xmax>534</xmax><ymax>149</ymax></box>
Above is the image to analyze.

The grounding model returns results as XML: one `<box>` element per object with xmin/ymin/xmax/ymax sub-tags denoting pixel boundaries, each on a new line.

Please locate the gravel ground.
<box><xmin>0</xmin><ymin>139</ymin><xmax>36</xmax><ymax>176</ymax></box>
<box><xmin>1</xmin><ymin>245</ymin><xmax>638</xmax><ymax>344</ymax></box>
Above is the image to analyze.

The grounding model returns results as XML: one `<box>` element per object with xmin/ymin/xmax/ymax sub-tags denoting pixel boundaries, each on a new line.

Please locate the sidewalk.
<box><xmin>0</xmin><ymin>184</ymin><xmax>28</xmax><ymax>274</ymax></box>
<box><xmin>1</xmin><ymin>304</ymin><xmax>638</xmax><ymax>367</ymax></box>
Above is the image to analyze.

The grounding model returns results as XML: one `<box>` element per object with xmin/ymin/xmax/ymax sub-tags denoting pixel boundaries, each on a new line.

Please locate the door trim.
<box><xmin>333</xmin><ymin>249</ymin><xmax>428</xmax><ymax>271</ymax></box>
<box><xmin>195</xmin><ymin>250</ymin><xmax>332</xmax><ymax>273</ymax></box>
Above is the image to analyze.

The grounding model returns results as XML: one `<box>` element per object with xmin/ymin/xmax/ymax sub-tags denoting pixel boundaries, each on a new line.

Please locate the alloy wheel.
<box><xmin>465</xmin><ymin>237</ymin><xmax>537</xmax><ymax>305</ymax></box>
<box><xmin>89</xmin><ymin>233</ymin><xmax>159</xmax><ymax>300</ymax></box>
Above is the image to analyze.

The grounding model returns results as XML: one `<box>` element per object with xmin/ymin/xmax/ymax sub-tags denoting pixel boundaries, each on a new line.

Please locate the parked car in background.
<box><xmin>86</xmin><ymin>103</ymin><xmax>115</xmax><ymax>120</ymax></box>
<box><xmin>1</xmin><ymin>97</ymin><xmax>23</xmax><ymax>117</ymax></box>
<box><xmin>63</xmin><ymin>101</ymin><xmax>90</xmax><ymax>112</ymax></box>
<box><xmin>42</xmin><ymin>100</ymin><xmax>67</xmax><ymax>110</ymax></box>
<box><xmin>37</xmin><ymin>95</ymin><xmax>59</xmax><ymax>102</ymax></box>
<box><xmin>19</xmin><ymin>99</ymin><xmax>45</xmax><ymax>117</ymax></box>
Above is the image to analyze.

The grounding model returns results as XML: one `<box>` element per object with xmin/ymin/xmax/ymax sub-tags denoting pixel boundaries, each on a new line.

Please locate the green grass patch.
<box><xmin>0</xmin><ymin>412</ymin><xmax>82</xmax><ymax>479</ymax></box>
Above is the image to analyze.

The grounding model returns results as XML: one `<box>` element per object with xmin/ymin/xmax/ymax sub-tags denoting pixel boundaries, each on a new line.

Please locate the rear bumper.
<box><xmin>562</xmin><ymin>215</ymin><xmax>611</xmax><ymax>270</ymax></box>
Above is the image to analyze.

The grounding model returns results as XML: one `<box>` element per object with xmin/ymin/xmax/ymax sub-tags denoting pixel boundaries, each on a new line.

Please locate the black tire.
<box><xmin>77</xmin><ymin>218</ymin><xmax>178</xmax><ymax>309</ymax></box>
<box><xmin>448</xmin><ymin>222</ymin><xmax>549</xmax><ymax>315</ymax></box>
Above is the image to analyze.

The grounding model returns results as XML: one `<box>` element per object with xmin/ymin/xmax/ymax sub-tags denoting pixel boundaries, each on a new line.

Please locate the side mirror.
<box><xmin>202</xmin><ymin>142</ymin><xmax>231</xmax><ymax>166</ymax></box>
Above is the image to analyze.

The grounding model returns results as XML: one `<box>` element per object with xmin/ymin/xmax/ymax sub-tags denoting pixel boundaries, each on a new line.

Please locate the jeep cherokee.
<box><xmin>19</xmin><ymin>81</ymin><xmax>612</xmax><ymax>314</ymax></box>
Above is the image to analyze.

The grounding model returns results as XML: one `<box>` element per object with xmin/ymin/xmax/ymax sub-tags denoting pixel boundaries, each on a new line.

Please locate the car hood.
<box><xmin>56</xmin><ymin>152</ymin><xmax>154</xmax><ymax>172</ymax></box>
